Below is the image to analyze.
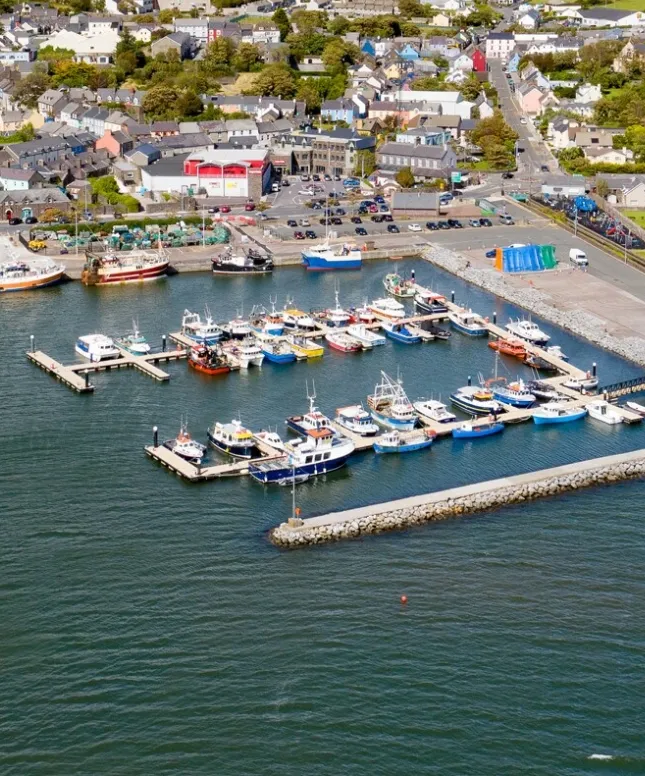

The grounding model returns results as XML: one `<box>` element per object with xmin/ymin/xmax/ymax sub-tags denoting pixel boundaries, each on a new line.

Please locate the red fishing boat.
<box><xmin>188</xmin><ymin>345</ymin><xmax>231</xmax><ymax>376</ymax></box>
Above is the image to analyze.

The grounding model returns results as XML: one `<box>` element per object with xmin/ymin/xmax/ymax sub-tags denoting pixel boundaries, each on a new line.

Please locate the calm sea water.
<box><xmin>2</xmin><ymin>260</ymin><xmax>645</xmax><ymax>775</ymax></box>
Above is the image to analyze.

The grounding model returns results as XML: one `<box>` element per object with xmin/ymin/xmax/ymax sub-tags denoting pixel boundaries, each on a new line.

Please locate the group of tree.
<box><xmin>594</xmin><ymin>82</ymin><xmax>645</xmax><ymax>128</ymax></box>
<box><xmin>612</xmin><ymin>125</ymin><xmax>645</xmax><ymax>163</ymax></box>
<box><xmin>89</xmin><ymin>175</ymin><xmax>140</xmax><ymax>213</ymax></box>
<box><xmin>467</xmin><ymin>111</ymin><xmax>519</xmax><ymax>170</ymax></box>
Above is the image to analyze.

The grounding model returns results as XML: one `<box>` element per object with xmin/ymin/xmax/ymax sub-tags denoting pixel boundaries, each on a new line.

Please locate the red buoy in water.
<box><xmin>400</xmin><ymin>595</ymin><xmax>408</xmax><ymax>605</ymax></box>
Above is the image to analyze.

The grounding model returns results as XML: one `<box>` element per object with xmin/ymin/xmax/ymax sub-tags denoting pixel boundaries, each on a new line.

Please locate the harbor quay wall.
<box><xmin>269</xmin><ymin>449</ymin><xmax>645</xmax><ymax>548</ymax></box>
<box><xmin>423</xmin><ymin>245</ymin><xmax>645</xmax><ymax>367</ymax></box>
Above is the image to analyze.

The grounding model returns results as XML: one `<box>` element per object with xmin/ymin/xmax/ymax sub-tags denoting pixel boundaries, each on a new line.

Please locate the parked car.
<box><xmin>311</xmin><ymin>202</ymin><xmax>322</xmax><ymax>210</ymax></box>
<box><xmin>383</xmin><ymin>214</ymin><xmax>393</xmax><ymax>222</ymax></box>
<box><xmin>220</xmin><ymin>206</ymin><xmax>231</xmax><ymax>214</ymax></box>
<box><xmin>374</xmin><ymin>195</ymin><xmax>385</xmax><ymax>204</ymax></box>
<box><xmin>540</xmin><ymin>164</ymin><xmax>549</xmax><ymax>172</ymax></box>
<box><xmin>208</xmin><ymin>206</ymin><xmax>220</xmax><ymax>213</ymax></box>
<box><xmin>334</xmin><ymin>174</ymin><xmax>341</xmax><ymax>181</ymax></box>
<box><xmin>520</xmin><ymin>117</ymin><xmax>527</xmax><ymax>124</ymax></box>
<box><xmin>281</xmin><ymin>178</ymin><xmax>290</xmax><ymax>186</ymax></box>
<box><xmin>355</xmin><ymin>227</ymin><xmax>367</xmax><ymax>235</ymax></box>
<box><xmin>501</xmin><ymin>172</ymin><xmax>514</xmax><ymax>180</ymax></box>
<box><xmin>294</xmin><ymin>231</ymin><xmax>305</xmax><ymax>239</ymax></box>
<box><xmin>408</xmin><ymin>223</ymin><xmax>422</xmax><ymax>232</ymax></box>
<box><xmin>335</xmin><ymin>208</ymin><xmax>345</xmax><ymax>215</ymax></box>
<box><xmin>324</xmin><ymin>174</ymin><xmax>331</xmax><ymax>181</ymax></box>
<box><xmin>371</xmin><ymin>215</ymin><xmax>384</xmax><ymax>223</ymax></box>
<box><xmin>312</xmin><ymin>174</ymin><xmax>320</xmax><ymax>181</ymax></box>
<box><xmin>479</xmin><ymin>218</ymin><xmax>493</xmax><ymax>227</ymax></box>
<box><xmin>271</xmin><ymin>182</ymin><xmax>281</xmax><ymax>193</ymax></box>
<box><xmin>25</xmin><ymin>216</ymin><xmax>38</xmax><ymax>224</ymax></box>
<box><xmin>320</xmin><ymin>218</ymin><xmax>331</xmax><ymax>225</ymax></box>
<box><xmin>499</xmin><ymin>214</ymin><xmax>514</xmax><ymax>225</ymax></box>
<box><xmin>305</xmin><ymin>230</ymin><xmax>317</xmax><ymax>239</ymax></box>
<box><xmin>8</xmin><ymin>217</ymin><xmax>22</xmax><ymax>225</ymax></box>
<box><xmin>287</xmin><ymin>219</ymin><xmax>298</xmax><ymax>227</ymax></box>
<box><xmin>351</xmin><ymin>216</ymin><xmax>362</xmax><ymax>224</ymax></box>
<box><xmin>448</xmin><ymin>219</ymin><xmax>462</xmax><ymax>228</ymax></box>
<box><xmin>426</xmin><ymin>222</ymin><xmax>438</xmax><ymax>230</ymax></box>
<box><xmin>244</xmin><ymin>202</ymin><xmax>255</xmax><ymax>211</ymax></box>
<box><xmin>300</xmin><ymin>174</ymin><xmax>310</xmax><ymax>181</ymax></box>
<box><xmin>469</xmin><ymin>219</ymin><xmax>481</xmax><ymax>227</ymax></box>
<box><xmin>379</xmin><ymin>204</ymin><xmax>389</xmax><ymax>212</ymax></box>
<box><xmin>438</xmin><ymin>221</ymin><xmax>451</xmax><ymax>230</ymax></box>
<box><xmin>485</xmin><ymin>248</ymin><xmax>497</xmax><ymax>258</ymax></box>
<box><xmin>331</xmin><ymin>217</ymin><xmax>342</xmax><ymax>225</ymax></box>
<box><xmin>368</xmin><ymin>204</ymin><xmax>378</xmax><ymax>213</ymax></box>
<box><xmin>387</xmin><ymin>224</ymin><xmax>400</xmax><ymax>233</ymax></box>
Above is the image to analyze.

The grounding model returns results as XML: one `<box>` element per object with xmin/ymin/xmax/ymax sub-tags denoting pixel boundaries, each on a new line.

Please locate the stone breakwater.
<box><xmin>422</xmin><ymin>246</ymin><xmax>645</xmax><ymax>367</ymax></box>
<box><xmin>270</xmin><ymin>449</ymin><xmax>645</xmax><ymax>548</ymax></box>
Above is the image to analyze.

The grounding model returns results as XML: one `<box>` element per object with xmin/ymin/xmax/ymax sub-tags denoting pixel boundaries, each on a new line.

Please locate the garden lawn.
<box><xmin>623</xmin><ymin>210</ymin><xmax>645</xmax><ymax>228</ymax></box>
<box><xmin>596</xmin><ymin>0</ymin><xmax>645</xmax><ymax>8</ymax></box>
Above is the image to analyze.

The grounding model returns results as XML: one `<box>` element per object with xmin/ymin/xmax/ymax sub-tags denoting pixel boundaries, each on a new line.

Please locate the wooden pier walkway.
<box><xmin>27</xmin><ymin>345</ymin><xmax>187</xmax><ymax>392</ymax></box>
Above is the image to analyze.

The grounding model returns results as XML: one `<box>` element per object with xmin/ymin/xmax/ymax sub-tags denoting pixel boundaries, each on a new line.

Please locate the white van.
<box><xmin>569</xmin><ymin>248</ymin><xmax>588</xmax><ymax>267</ymax></box>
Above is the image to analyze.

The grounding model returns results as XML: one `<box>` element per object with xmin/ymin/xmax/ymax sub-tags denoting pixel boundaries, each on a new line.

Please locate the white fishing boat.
<box><xmin>252</xmin><ymin>429</ymin><xmax>286</xmax><ymax>452</ymax></box>
<box><xmin>505</xmin><ymin>318</ymin><xmax>550</xmax><ymax>345</ymax></box>
<box><xmin>450</xmin><ymin>382</ymin><xmax>505</xmax><ymax>415</ymax></box>
<box><xmin>282</xmin><ymin>300</ymin><xmax>317</xmax><ymax>332</ymax></box>
<box><xmin>368</xmin><ymin>297</ymin><xmax>406</xmax><ymax>320</ymax></box>
<box><xmin>449</xmin><ymin>309</ymin><xmax>488</xmax><ymax>336</ymax></box>
<box><xmin>383</xmin><ymin>272</ymin><xmax>416</xmax><ymax>298</ymax></box>
<box><xmin>413</xmin><ymin>399</ymin><xmax>457</xmax><ymax>424</ymax></box>
<box><xmin>347</xmin><ymin>323</ymin><xmax>386</xmax><ymax>347</ymax></box>
<box><xmin>181</xmin><ymin>308</ymin><xmax>223</xmax><ymax>345</ymax></box>
<box><xmin>250</xmin><ymin>299</ymin><xmax>284</xmax><ymax>337</ymax></box>
<box><xmin>562</xmin><ymin>374</ymin><xmax>599</xmax><ymax>391</ymax></box>
<box><xmin>546</xmin><ymin>345</ymin><xmax>569</xmax><ymax>362</ymax></box>
<box><xmin>0</xmin><ymin>258</ymin><xmax>66</xmax><ymax>292</ymax></box>
<box><xmin>350</xmin><ymin>301</ymin><xmax>378</xmax><ymax>324</ymax></box>
<box><xmin>207</xmin><ymin>418</ymin><xmax>258</xmax><ymax>458</ymax></box>
<box><xmin>367</xmin><ymin>371</ymin><xmax>417</xmax><ymax>430</ymax></box>
<box><xmin>335</xmin><ymin>405</ymin><xmax>380</xmax><ymax>436</ymax></box>
<box><xmin>82</xmin><ymin>248</ymin><xmax>169</xmax><ymax>286</ymax></box>
<box><xmin>222</xmin><ymin>314</ymin><xmax>252</xmax><ymax>340</ymax></box>
<box><xmin>231</xmin><ymin>337</ymin><xmax>265</xmax><ymax>368</ymax></box>
<box><xmin>75</xmin><ymin>334</ymin><xmax>120</xmax><ymax>362</ymax></box>
<box><xmin>532</xmin><ymin>402</ymin><xmax>587</xmax><ymax>425</ymax></box>
<box><xmin>325</xmin><ymin>331</ymin><xmax>363</xmax><ymax>352</ymax></box>
<box><xmin>414</xmin><ymin>286</ymin><xmax>448</xmax><ymax>315</ymax></box>
<box><xmin>323</xmin><ymin>288</ymin><xmax>351</xmax><ymax>328</ymax></box>
<box><xmin>163</xmin><ymin>423</ymin><xmax>206</xmax><ymax>463</ymax></box>
<box><xmin>587</xmin><ymin>399</ymin><xmax>623</xmax><ymax>425</ymax></box>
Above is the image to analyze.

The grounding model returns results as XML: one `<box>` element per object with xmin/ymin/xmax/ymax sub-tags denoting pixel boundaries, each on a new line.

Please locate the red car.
<box><xmin>294</xmin><ymin>231</ymin><xmax>305</xmax><ymax>239</ymax></box>
<box><xmin>368</xmin><ymin>204</ymin><xmax>378</xmax><ymax>213</ymax></box>
<box><xmin>244</xmin><ymin>202</ymin><xmax>255</xmax><ymax>211</ymax></box>
<box><xmin>220</xmin><ymin>205</ymin><xmax>231</xmax><ymax>214</ymax></box>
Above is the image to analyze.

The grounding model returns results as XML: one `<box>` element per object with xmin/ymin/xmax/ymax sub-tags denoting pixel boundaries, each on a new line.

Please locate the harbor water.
<box><xmin>2</xmin><ymin>259</ymin><xmax>645</xmax><ymax>774</ymax></box>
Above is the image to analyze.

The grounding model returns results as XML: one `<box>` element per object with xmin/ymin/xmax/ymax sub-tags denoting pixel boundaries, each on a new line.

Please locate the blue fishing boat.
<box><xmin>382</xmin><ymin>321</ymin><xmax>421</xmax><ymax>344</ymax></box>
<box><xmin>452</xmin><ymin>420</ymin><xmax>504</xmax><ymax>439</ymax></box>
<box><xmin>260</xmin><ymin>339</ymin><xmax>297</xmax><ymax>364</ymax></box>
<box><xmin>367</xmin><ymin>371</ymin><xmax>418</xmax><ymax>431</ymax></box>
<box><xmin>374</xmin><ymin>429</ymin><xmax>435</xmax><ymax>454</ymax></box>
<box><xmin>492</xmin><ymin>378</ymin><xmax>536</xmax><ymax>408</ymax></box>
<box><xmin>532</xmin><ymin>403</ymin><xmax>587</xmax><ymax>425</ymax></box>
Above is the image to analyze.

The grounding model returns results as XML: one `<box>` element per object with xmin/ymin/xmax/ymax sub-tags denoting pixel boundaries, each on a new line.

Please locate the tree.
<box><xmin>202</xmin><ymin>37</ymin><xmax>236</xmax><ymax>67</ymax></box>
<box><xmin>272</xmin><ymin>8</ymin><xmax>291</xmax><ymax>41</ymax></box>
<box><xmin>290</xmin><ymin>10</ymin><xmax>328</xmax><ymax>36</ymax></box>
<box><xmin>395</xmin><ymin>166</ymin><xmax>416</xmax><ymax>188</ymax></box>
<box><xmin>463</xmin><ymin>4</ymin><xmax>501</xmax><ymax>27</ymax></box>
<box><xmin>327</xmin><ymin>17</ymin><xmax>350</xmax><ymax>35</ymax></box>
<box><xmin>296</xmin><ymin>78</ymin><xmax>322</xmax><ymax>112</ymax></box>
<box><xmin>354</xmin><ymin>150</ymin><xmax>376</xmax><ymax>177</ymax></box>
<box><xmin>245</xmin><ymin>63</ymin><xmax>296</xmax><ymax>98</ymax></box>
<box><xmin>322</xmin><ymin>39</ymin><xmax>360</xmax><ymax>74</ymax></box>
<box><xmin>37</xmin><ymin>46</ymin><xmax>75</xmax><ymax>65</ymax></box>
<box><xmin>12</xmin><ymin>67</ymin><xmax>52</xmax><ymax>108</ymax></box>
<box><xmin>596</xmin><ymin>178</ymin><xmax>609</xmax><ymax>198</ymax></box>
<box><xmin>41</xmin><ymin>208</ymin><xmax>66</xmax><ymax>223</ymax></box>
<box><xmin>401</xmin><ymin>22</ymin><xmax>421</xmax><ymax>36</ymax></box>
<box><xmin>52</xmin><ymin>61</ymin><xmax>100</xmax><ymax>88</ymax></box>
<box><xmin>142</xmin><ymin>84</ymin><xmax>180</xmax><ymax>119</ymax></box>
<box><xmin>158</xmin><ymin>9</ymin><xmax>176</xmax><ymax>22</ymax></box>
<box><xmin>459</xmin><ymin>74</ymin><xmax>483</xmax><ymax>101</ymax></box>
<box><xmin>177</xmin><ymin>89</ymin><xmax>204</xmax><ymax>118</ymax></box>
<box><xmin>233</xmin><ymin>42</ymin><xmax>262</xmax><ymax>72</ymax></box>
<box><xmin>398</xmin><ymin>0</ymin><xmax>422</xmax><ymax>17</ymax></box>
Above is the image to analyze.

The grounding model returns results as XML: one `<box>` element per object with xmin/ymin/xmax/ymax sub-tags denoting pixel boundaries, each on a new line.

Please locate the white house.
<box><xmin>517</xmin><ymin>10</ymin><xmax>540</xmax><ymax>29</ymax></box>
<box><xmin>380</xmin><ymin>90</ymin><xmax>474</xmax><ymax>119</ymax></box>
<box><xmin>451</xmin><ymin>52</ymin><xmax>473</xmax><ymax>71</ymax></box>
<box><xmin>44</xmin><ymin>29</ymin><xmax>120</xmax><ymax>65</ymax></box>
<box><xmin>577</xmin><ymin>8</ymin><xmax>645</xmax><ymax>28</ymax></box>
<box><xmin>485</xmin><ymin>32</ymin><xmax>516</xmax><ymax>60</ymax></box>
<box><xmin>575</xmin><ymin>83</ymin><xmax>602</xmax><ymax>104</ymax></box>
<box><xmin>0</xmin><ymin>167</ymin><xmax>43</xmax><ymax>190</ymax></box>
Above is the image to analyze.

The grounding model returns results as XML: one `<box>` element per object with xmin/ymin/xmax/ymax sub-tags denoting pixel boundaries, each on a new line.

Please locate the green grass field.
<box><xmin>623</xmin><ymin>210</ymin><xmax>645</xmax><ymax>227</ymax></box>
<box><xmin>596</xmin><ymin>0</ymin><xmax>643</xmax><ymax>9</ymax></box>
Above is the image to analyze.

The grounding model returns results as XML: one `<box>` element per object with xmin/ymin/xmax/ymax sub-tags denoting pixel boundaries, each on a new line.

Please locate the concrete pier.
<box><xmin>270</xmin><ymin>448</ymin><xmax>645</xmax><ymax>548</ymax></box>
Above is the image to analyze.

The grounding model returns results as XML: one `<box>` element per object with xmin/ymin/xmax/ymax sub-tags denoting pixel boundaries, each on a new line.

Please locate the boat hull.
<box><xmin>384</xmin><ymin>328</ymin><xmax>421</xmax><ymax>344</ymax></box>
<box><xmin>374</xmin><ymin>438</ymin><xmax>433</xmax><ymax>453</ymax></box>
<box><xmin>261</xmin><ymin>349</ymin><xmax>296</xmax><ymax>364</ymax></box>
<box><xmin>89</xmin><ymin>262</ymin><xmax>169</xmax><ymax>285</ymax></box>
<box><xmin>533</xmin><ymin>409</ymin><xmax>586</xmax><ymax>425</ymax></box>
<box><xmin>188</xmin><ymin>358</ymin><xmax>230</xmax><ymax>376</ymax></box>
<box><xmin>369</xmin><ymin>408</ymin><xmax>417</xmax><ymax>431</ymax></box>
<box><xmin>450</xmin><ymin>320</ymin><xmax>488</xmax><ymax>336</ymax></box>
<box><xmin>450</xmin><ymin>393</ymin><xmax>503</xmax><ymax>416</ymax></box>
<box><xmin>302</xmin><ymin>253</ymin><xmax>362</xmax><ymax>271</ymax></box>
<box><xmin>207</xmin><ymin>432</ymin><xmax>258</xmax><ymax>458</ymax></box>
<box><xmin>0</xmin><ymin>268</ymin><xmax>66</xmax><ymax>292</ymax></box>
<box><xmin>249</xmin><ymin>454</ymin><xmax>350</xmax><ymax>482</ymax></box>
<box><xmin>212</xmin><ymin>261</ymin><xmax>273</xmax><ymax>274</ymax></box>
<box><xmin>492</xmin><ymin>391</ymin><xmax>535</xmax><ymax>408</ymax></box>
<box><xmin>453</xmin><ymin>423</ymin><xmax>504</xmax><ymax>439</ymax></box>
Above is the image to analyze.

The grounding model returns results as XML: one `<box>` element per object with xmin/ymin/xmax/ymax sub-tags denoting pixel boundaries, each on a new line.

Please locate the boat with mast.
<box><xmin>374</xmin><ymin>428</ymin><xmax>436</xmax><ymax>454</ymax></box>
<box><xmin>116</xmin><ymin>320</ymin><xmax>151</xmax><ymax>355</ymax></box>
<box><xmin>383</xmin><ymin>272</ymin><xmax>416</xmax><ymax>298</ymax></box>
<box><xmin>286</xmin><ymin>383</ymin><xmax>336</xmax><ymax>436</ymax></box>
<box><xmin>367</xmin><ymin>371</ymin><xmax>418</xmax><ymax>430</ymax></box>
<box><xmin>301</xmin><ymin>210</ymin><xmax>362</xmax><ymax>270</ymax></box>
<box><xmin>187</xmin><ymin>344</ymin><xmax>231</xmax><ymax>376</ymax></box>
<box><xmin>413</xmin><ymin>286</ymin><xmax>448</xmax><ymax>314</ymax></box>
<box><xmin>335</xmin><ymin>405</ymin><xmax>380</xmax><ymax>436</ymax></box>
<box><xmin>0</xmin><ymin>257</ymin><xmax>66</xmax><ymax>291</ymax></box>
<box><xmin>212</xmin><ymin>246</ymin><xmax>273</xmax><ymax>274</ymax></box>
<box><xmin>81</xmin><ymin>246</ymin><xmax>169</xmax><ymax>286</ymax></box>
<box><xmin>250</xmin><ymin>298</ymin><xmax>284</xmax><ymax>337</ymax></box>
<box><xmin>163</xmin><ymin>421</ymin><xmax>207</xmax><ymax>463</ymax></box>
<box><xmin>181</xmin><ymin>308</ymin><xmax>223</xmax><ymax>345</ymax></box>
<box><xmin>207</xmin><ymin>418</ymin><xmax>259</xmax><ymax>458</ymax></box>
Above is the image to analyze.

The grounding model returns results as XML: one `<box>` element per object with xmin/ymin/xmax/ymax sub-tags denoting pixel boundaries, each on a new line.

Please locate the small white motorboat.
<box><xmin>563</xmin><ymin>374</ymin><xmax>599</xmax><ymax>391</ymax></box>
<box><xmin>449</xmin><ymin>310</ymin><xmax>488</xmax><ymax>336</ymax></box>
<box><xmin>587</xmin><ymin>399</ymin><xmax>623</xmax><ymax>425</ymax></box>
<box><xmin>347</xmin><ymin>323</ymin><xmax>386</xmax><ymax>347</ymax></box>
<box><xmin>546</xmin><ymin>344</ymin><xmax>569</xmax><ymax>362</ymax></box>
<box><xmin>335</xmin><ymin>404</ymin><xmax>380</xmax><ymax>436</ymax></box>
<box><xmin>625</xmin><ymin>401</ymin><xmax>645</xmax><ymax>417</ymax></box>
<box><xmin>75</xmin><ymin>334</ymin><xmax>120</xmax><ymax>362</ymax></box>
<box><xmin>164</xmin><ymin>424</ymin><xmax>207</xmax><ymax>463</ymax></box>
<box><xmin>413</xmin><ymin>399</ymin><xmax>457</xmax><ymax>424</ymax></box>
<box><xmin>505</xmin><ymin>318</ymin><xmax>550</xmax><ymax>345</ymax></box>
<box><xmin>368</xmin><ymin>297</ymin><xmax>406</xmax><ymax>320</ymax></box>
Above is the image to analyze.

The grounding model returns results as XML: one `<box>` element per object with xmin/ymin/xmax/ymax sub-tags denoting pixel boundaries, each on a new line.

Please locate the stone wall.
<box><xmin>270</xmin><ymin>451</ymin><xmax>645</xmax><ymax>548</ymax></box>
